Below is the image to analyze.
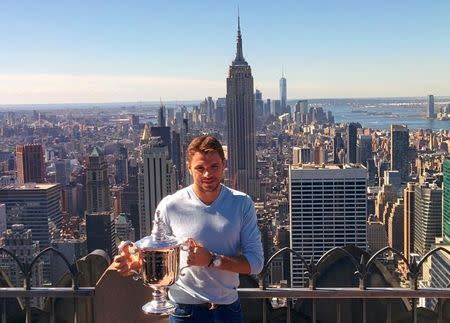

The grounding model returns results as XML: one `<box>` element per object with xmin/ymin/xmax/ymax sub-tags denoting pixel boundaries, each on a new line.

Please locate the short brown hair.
<box><xmin>186</xmin><ymin>135</ymin><xmax>225</xmax><ymax>163</ymax></box>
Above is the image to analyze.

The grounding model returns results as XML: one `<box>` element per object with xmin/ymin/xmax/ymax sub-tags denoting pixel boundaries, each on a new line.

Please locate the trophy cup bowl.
<box><xmin>119</xmin><ymin>210</ymin><xmax>187</xmax><ymax>315</ymax></box>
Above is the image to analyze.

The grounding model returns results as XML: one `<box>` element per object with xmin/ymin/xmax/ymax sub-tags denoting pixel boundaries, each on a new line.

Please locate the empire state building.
<box><xmin>226</xmin><ymin>16</ymin><xmax>257</xmax><ymax>197</ymax></box>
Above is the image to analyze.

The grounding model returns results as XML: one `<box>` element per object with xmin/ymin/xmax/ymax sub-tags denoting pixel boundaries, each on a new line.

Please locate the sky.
<box><xmin>1</xmin><ymin>0</ymin><xmax>449</xmax><ymax>104</ymax></box>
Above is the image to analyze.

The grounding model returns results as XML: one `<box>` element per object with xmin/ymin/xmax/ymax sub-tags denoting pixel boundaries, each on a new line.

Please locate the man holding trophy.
<box><xmin>114</xmin><ymin>135</ymin><xmax>264</xmax><ymax>323</ymax></box>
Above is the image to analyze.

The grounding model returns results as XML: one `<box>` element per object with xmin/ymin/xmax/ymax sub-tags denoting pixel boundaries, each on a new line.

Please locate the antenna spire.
<box><xmin>233</xmin><ymin>8</ymin><xmax>247</xmax><ymax>66</ymax></box>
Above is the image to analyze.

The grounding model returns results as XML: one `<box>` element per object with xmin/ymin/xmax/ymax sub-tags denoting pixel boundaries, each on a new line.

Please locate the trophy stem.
<box><xmin>141</xmin><ymin>287</ymin><xmax>175</xmax><ymax>315</ymax></box>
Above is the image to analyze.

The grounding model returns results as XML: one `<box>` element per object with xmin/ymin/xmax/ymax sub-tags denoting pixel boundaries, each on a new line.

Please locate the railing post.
<box><xmin>286</xmin><ymin>298</ymin><xmax>291</xmax><ymax>323</ymax></box>
<box><xmin>336</xmin><ymin>301</ymin><xmax>341</xmax><ymax>323</ymax></box>
<box><xmin>437</xmin><ymin>299</ymin><xmax>443</xmax><ymax>323</ymax></box>
<box><xmin>362</xmin><ymin>299</ymin><xmax>367</xmax><ymax>323</ymax></box>
<box><xmin>50</xmin><ymin>298</ymin><xmax>55</xmax><ymax>323</ymax></box>
<box><xmin>386</xmin><ymin>302</ymin><xmax>392</xmax><ymax>323</ymax></box>
<box><xmin>73</xmin><ymin>297</ymin><xmax>78</xmax><ymax>323</ymax></box>
<box><xmin>1</xmin><ymin>298</ymin><xmax>6</xmax><ymax>323</ymax></box>
<box><xmin>262</xmin><ymin>299</ymin><xmax>267</xmax><ymax>323</ymax></box>
<box><xmin>411</xmin><ymin>298</ymin><xmax>417</xmax><ymax>323</ymax></box>
<box><xmin>312</xmin><ymin>299</ymin><xmax>316</xmax><ymax>323</ymax></box>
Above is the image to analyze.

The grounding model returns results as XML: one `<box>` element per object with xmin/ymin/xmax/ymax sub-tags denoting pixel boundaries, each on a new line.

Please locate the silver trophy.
<box><xmin>118</xmin><ymin>210</ymin><xmax>188</xmax><ymax>315</ymax></box>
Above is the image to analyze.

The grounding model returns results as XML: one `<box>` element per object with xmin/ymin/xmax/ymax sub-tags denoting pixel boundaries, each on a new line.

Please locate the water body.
<box><xmin>325</xmin><ymin>104</ymin><xmax>450</xmax><ymax>131</ymax></box>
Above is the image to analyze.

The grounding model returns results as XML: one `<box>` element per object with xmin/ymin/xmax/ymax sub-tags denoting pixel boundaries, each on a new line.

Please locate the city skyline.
<box><xmin>1</xmin><ymin>1</ymin><xmax>450</xmax><ymax>104</ymax></box>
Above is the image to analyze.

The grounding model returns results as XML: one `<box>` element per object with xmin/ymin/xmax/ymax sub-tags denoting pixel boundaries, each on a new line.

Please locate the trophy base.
<box><xmin>142</xmin><ymin>300</ymin><xmax>175</xmax><ymax>315</ymax></box>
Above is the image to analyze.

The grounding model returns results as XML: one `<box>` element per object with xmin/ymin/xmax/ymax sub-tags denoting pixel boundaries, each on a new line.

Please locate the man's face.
<box><xmin>188</xmin><ymin>151</ymin><xmax>225</xmax><ymax>194</ymax></box>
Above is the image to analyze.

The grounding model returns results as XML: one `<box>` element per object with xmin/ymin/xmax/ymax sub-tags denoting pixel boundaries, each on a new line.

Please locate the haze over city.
<box><xmin>1</xmin><ymin>0</ymin><xmax>450</xmax><ymax>104</ymax></box>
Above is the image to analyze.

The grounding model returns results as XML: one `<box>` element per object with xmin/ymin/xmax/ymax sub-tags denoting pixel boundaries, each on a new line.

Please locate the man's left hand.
<box><xmin>186</xmin><ymin>238</ymin><xmax>212</xmax><ymax>267</ymax></box>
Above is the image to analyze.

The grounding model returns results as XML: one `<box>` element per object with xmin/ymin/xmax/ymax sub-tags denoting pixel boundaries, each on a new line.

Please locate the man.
<box><xmin>114</xmin><ymin>135</ymin><xmax>264</xmax><ymax>323</ymax></box>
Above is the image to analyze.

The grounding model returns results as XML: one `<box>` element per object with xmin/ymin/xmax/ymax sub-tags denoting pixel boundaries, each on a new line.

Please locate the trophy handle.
<box><xmin>178</xmin><ymin>238</ymin><xmax>191</xmax><ymax>276</ymax></box>
<box><xmin>118</xmin><ymin>240</ymin><xmax>142</xmax><ymax>281</ymax></box>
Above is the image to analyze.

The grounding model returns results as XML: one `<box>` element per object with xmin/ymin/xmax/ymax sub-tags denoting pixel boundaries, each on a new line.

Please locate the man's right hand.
<box><xmin>113</xmin><ymin>242</ymin><xmax>142</xmax><ymax>277</ymax></box>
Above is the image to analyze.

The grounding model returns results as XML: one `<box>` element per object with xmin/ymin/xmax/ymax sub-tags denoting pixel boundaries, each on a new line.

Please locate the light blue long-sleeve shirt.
<box><xmin>158</xmin><ymin>184</ymin><xmax>264</xmax><ymax>305</ymax></box>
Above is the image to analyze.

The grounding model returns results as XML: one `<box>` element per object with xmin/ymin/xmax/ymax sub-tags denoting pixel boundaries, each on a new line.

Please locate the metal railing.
<box><xmin>0</xmin><ymin>246</ymin><xmax>95</xmax><ymax>323</ymax></box>
<box><xmin>0</xmin><ymin>246</ymin><xmax>449</xmax><ymax>323</ymax></box>
<box><xmin>244</xmin><ymin>246</ymin><xmax>450</xmax><ymax>323</ymax></box>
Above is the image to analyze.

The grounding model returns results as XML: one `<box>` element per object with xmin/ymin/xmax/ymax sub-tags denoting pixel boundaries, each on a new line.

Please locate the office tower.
<box><xmin>292</xmin><ymin>147</ymin><xmax>312</xmax><ymax>164</ymax></box>
<box><xmin>150</xmin><ymin>126</ymin><xmax>172</xmax><ymax>159</ymax></box>
<box><xmin>0</xmin><ymin>224</ymin><xmax>43</xmax><ymax>307</ymax></box>
<box><xmin>0</xmin><ymin>183</ymin><xmax>62</xmax><ymax>249</ymax></box>
<box><xmin>215</xmin><ymin>98</ymin><xmax>226</xmax><ymax>126</ymax></box>
<box><xmin>427</xmin><ymin>239</ymin><xmax>450</xmax><ymax>309</ymax></box>
<box><xmin>86</xmin><ymin>211</ymin><xmax>117</xmax><ymax>258</ymax></box>
<box><xmin>114</xmin><ymin>146</ymin><xmax>128</xmax><ymax>185</ymax></box>
<box><xmin>375</xmin><ymin>184</ymin><xmax>397</xmax><ymax>224</ymax></box>
<box><xmin>427</xmin><ymin>94</ymin><xmax>435</xmax><ymax>119</ymax></box>
<box><xmin>264</xmin><ymin>99</ymin><xmax>271</xmax><ymax>117</ymax></box>
<box><xmin>226</xmin><ymin>14</ymin><xmax>257</xmax><ymax>196</ymax></box>
<box><xmin>414</xmin><ymin>182</ymin><xmax>442</xmax><ymax>256</ymax></box>
<box><xmin>115</xmin><ymin>213</ymin><xmax>135</xmax><ymax>241</ymax></box>
<box><xmin>289</xmin><ymin>164</ymin><xmax>367</xmax><ymax>286</ymax></box>
<box><xmin>367</xmin><ymin>215</ymin><xmax>388</xmax><ymax>253</ymax></box>
<box><xmin>271</xmin><ymin>100</ymin><xmax>281</xmax><ymax>116</ymax></box>
<box><xmin>443</xmin><ymin>158</ymin><xmax>450</xmax><ymax>243</ymax></box>
<box><xmin>207</xmin><ymin>96</ymin><xmax>215</xmax><ymax>123</ymax></box>
<box><xmin>138</xmin><ymin>139</ymin><xmax>176</xmax><ymax>237</ymax></box>
<box><xmin>390</xmin><ymin>125</ymin><xmax>410</xmax><ymax>182</ymax></box>
<box><xmin>255</xmin><ymin>89</ymin><xmax>264</xmax><ymax>117</ymax></box>
<box><xmin>0</xmin><ymin>183</ymin><xmax>62</xmax><ymax>282</ymax></box>
<box><xmin>0</xmin><ymin>203</ymin><xmax>5</xmax><ymax>234</ymax></box>
<box><xmin>384</xmin><ymin>170</ymin><xmax>402</xmax><ymax>193</ymax></box>
<box><xmin>280</xmin><ymin>71</ymin><xmax>287</xmax><ymax>113</ymax></box>
<box><xmin>333</xmin><ymin>132</ymin><xmax>345</xmax><ymax>164</ymax></box>
<box><xmin>346</xmin><ymin>123</ymin><xmax>359</xmax><ymax>163</ymax></box>
<box><xmin>171</xmin><ymin>130</ymin><xmax>182</xmax><ymax>186</ymax></box>
<box><xmin>15</xmin><ymin>144</ymin><xmax>45</xmax><ymax>185</ymax></box>
<box><xmin>55</xmin><ymin>159</ymin><xmax>71</xmax><ymax>186</ymax></box>
<box><xmin>50</xmin><ymin>237</ymin><xmax>87</xmax><ymax>284</ymax></box>
<box><xmin>86</xmin><ymin>147</ymin><xmax>110</xmax><ymax>214</ymax></box>
<box><xmin>357</xmin><ymin>135</ymin><xmax>372</xmax><ymax>166</ymax></box>
<box><xmin>387</xmin><ymin>198</ymin><xmax>404</xmax><ymax>252</ymax></box>
<box><xmin>120</xmin><ymin>156</ymin><xmax>140</xmax><ymax>238</ymax></box>
<box><xmin>158</xmin><ymin>103</ymin><xmax>166</xmax><ymax>127</ymax></box>
<box><xmin>403</xmin><ymin>183</ymin><xmax>416</xmax><ymax>260</ymax></box>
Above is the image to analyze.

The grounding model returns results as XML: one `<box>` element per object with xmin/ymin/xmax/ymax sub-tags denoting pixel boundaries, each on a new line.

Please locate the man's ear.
<box><xmin>187</xmin><ymin>161</ymin><xmax>192</xmax><ymax>175</ymax></box>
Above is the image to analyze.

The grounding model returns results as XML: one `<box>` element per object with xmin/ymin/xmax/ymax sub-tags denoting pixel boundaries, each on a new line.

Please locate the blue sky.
<box><xmin>1</xmin><ymin>1</ymin><xmax>449</xmax><ymax>104</ymax></box>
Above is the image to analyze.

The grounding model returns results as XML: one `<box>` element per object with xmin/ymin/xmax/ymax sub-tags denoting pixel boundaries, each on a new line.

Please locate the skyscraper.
<box><xmin>138</xmin><ymin>138</ymin><xmax>176</xmax><ymax>237</ymax></box>
<box><xmin>55</xmin><ymin>159</ymin><xmax>72</xmax><ymax>186</ymax></box>
<box><xmin>346</xmin><ymin>123</ymin><xmax>360</xmax><ymax>164</ymax></box>
<box><xmin>390</xmin><ymin>125</ymin><xmax>410</xmax><ymax>182</ymax></box>
<box><xmin>15</xmin><ymin>144</ymin><xmax>45</xmax><ymax>185</ymax></box>
<box><xmin>403</xmin><ymin>182</ymin><xmax>416</xmax><ymax>260</ymax></box>
<box><xmin>86</xmin><ymin>211</ymin><xmax>117</xmax><ymax>258</ymax></box>
<box><xmin>0</xmin><ymin>224</ymin><xmax>43</xmax><ymax>307</ymax></box>
<box><xmin>158</xmin><ymin>103</ymin><xmax>166</xmax><ymax>127</ymax></box>
<box><xmin>414</xmin><ymin>182</ymin><xmax>442</xmax><ymax>256</ymax></box>
<box><xmin>289</xmin><ymin>164</ymin><xmax>367</xmax><ymax>286</ymax></box>
<box><xmin>443</xmin><ymin>158</ymin><xmax>450</xmax><ymax>243</ymax></box>
<box><xmin>226</xmin><ymin>14</ymin><xmax>257</xmax><ymax>196</ymax></box>
<box><xmin>0</xmin><ymin>183</ymin><xmax>62</xmax><ymax>282</ymax></box>
<box><xmin>86</xmin><ymin>147</ymin><xmax>110</xmax><ymax>214</ymax></box>
<box><xmin>427</xmin><ymin>94</ymin><xmax>435</xmax><ymax>119</ymax></box>
<box><xmin>356</xmin><ymin>134</ymin><xmax>372</xmax><ymax>166</ymax></box>
<box><xmin>255</xmin><ymin>89</ymin><xmax>264</xmax><ymax>117</ymax></box>
<box><xmin>279</xmin><ymin>70</ymin><xmax>287</xmax><ymax>113</ymax></box>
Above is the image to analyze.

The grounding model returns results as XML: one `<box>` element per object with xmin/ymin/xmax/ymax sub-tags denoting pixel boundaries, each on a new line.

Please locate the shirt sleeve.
<box><xmin>240</xmin><ymin>196</ymin><xmax>264</xmax><ymax>275</ymax></box>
